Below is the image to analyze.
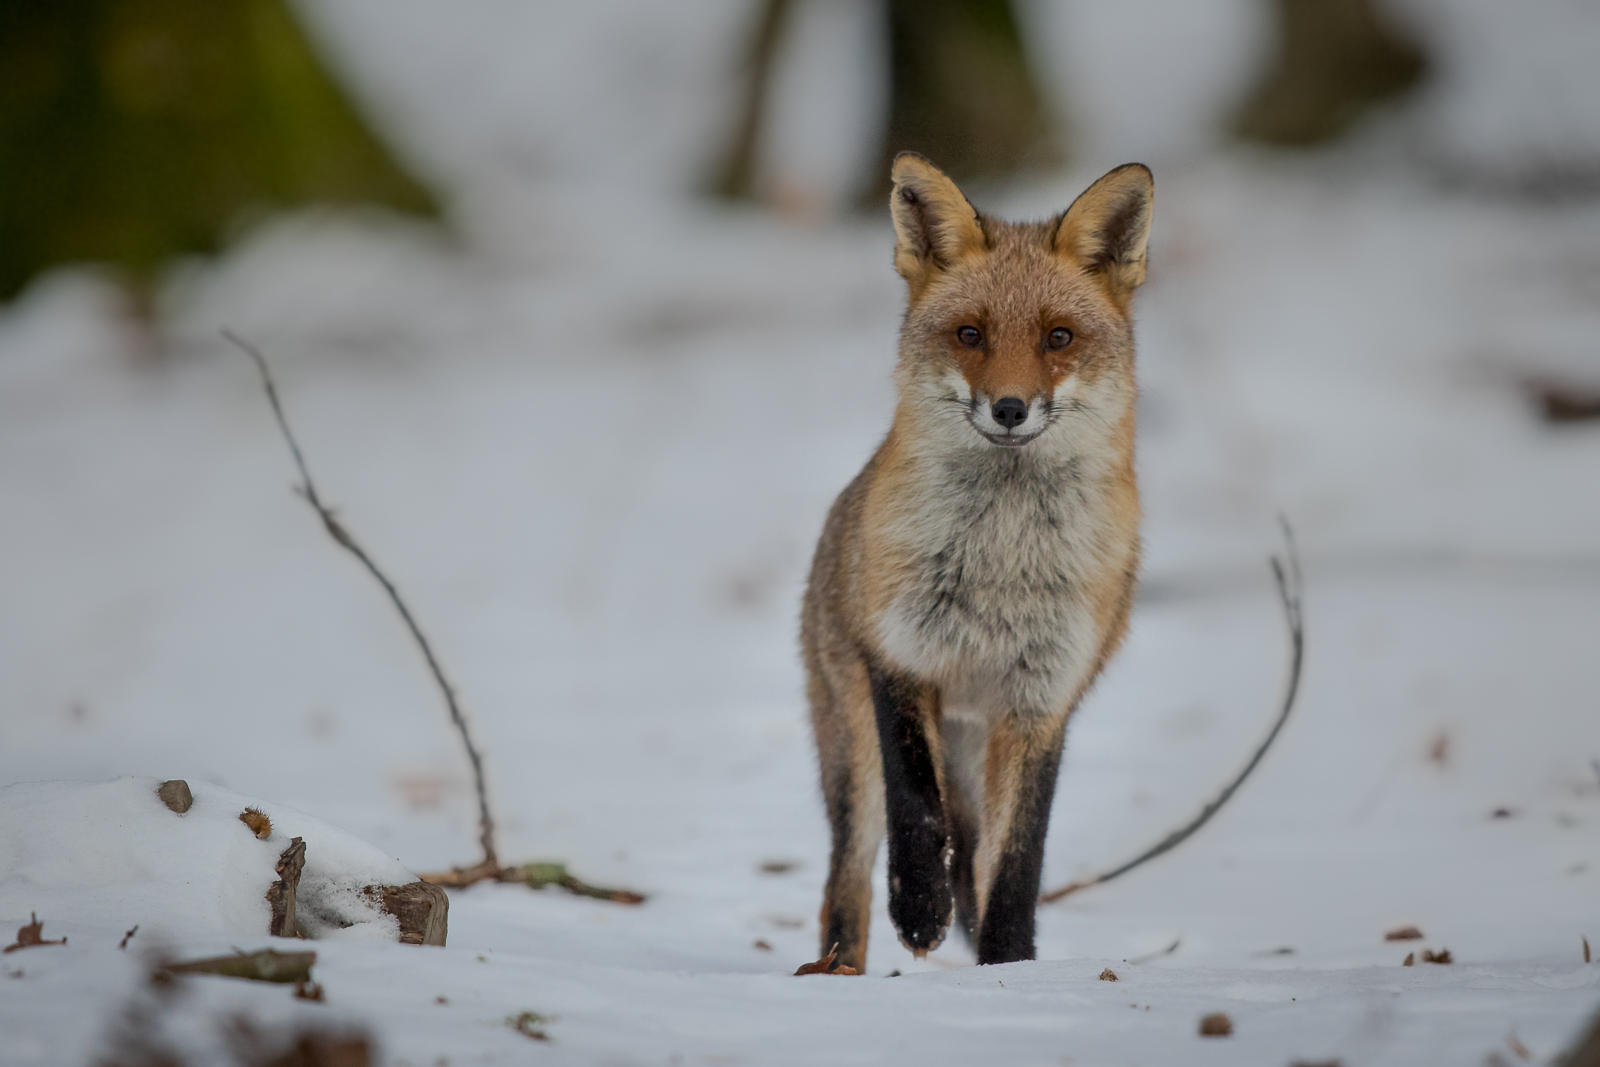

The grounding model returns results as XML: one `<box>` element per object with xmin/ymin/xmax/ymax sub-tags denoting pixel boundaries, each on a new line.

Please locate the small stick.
<box><xmin>166</xmin><ymin>949</ymin><xmax>315</xmax><ymax>984</ymax></box>
<box><xmin>226</xmin><ymin>332</ymin><xmax>497</xmax><ymax>870</ymax></box>
<box><xmin>1042</xmin><ymin>518</ymin><xmax>1305</xmax><ymax>904</ymax></box>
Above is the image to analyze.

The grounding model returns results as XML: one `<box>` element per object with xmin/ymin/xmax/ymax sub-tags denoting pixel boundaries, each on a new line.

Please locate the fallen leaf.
<box><xmin>508</xmin><ymin>1011</ymin><xmax>551</xmax><ymax>1041</ymax></box>
<box><xmin>1403</xmin><ymin>952</ymin><xmax>1415</xmax><ymax>966</ymax></box>
<box><xmin>1421</xmin><ymin>948</ymin><xmax>1452</xmax><ymax>964</ymax></box>
<box><xmin>293</xmin><ymin>980</ymin><xmax>325</xmax><ymax>1002</ymax></box>
<box><xmin>3</xmin><ymin>914</ymin><xmax>66</xmax><ymax>953</ymax></box>
<box><xmin>758</xmin><ymin>860</ymin><xmax>798</xmax><ymax>875</ymax></box>
<box><xmin>1199</xmin><ymin>1012</ymin><xmax>1233</xmax><ymax>1037</ymax></box>
<box><xmin>1384</xmin><ymin>925</ymin><xmax>1423</xmax><ymax>942</ymax></box>
<box><xmin>118</xmin><ymin>925</ymin><xmax>139</xmax><ymax>950</ymax></box>
<box><xmin>1491</xmin><ymin>807</ymin><xmax>1515</xmax><ymax>820</ymax></box>
<box><xmin>794</xmin><ymin>943</ymin><xmax>856</xmax><ymax>976</ymax></box>
<box><xmin>1507</xmin><ymin>1031</ymin><xmax>1532</xmax><ymax>1061</ymax></box>
<box><xmin>1099</xmin><ymin>968</ymin><xmax>1118</xmax><ymax>981</ymax></box>
<box><xmin>239</xmin><ymin>808</ymin><xmax>272</xmax><ymax>839</ymax></box>
<box><xmin>751</xmin><ymin>939</ymin><xmax>773</xmax><ymax>952</ymax></box>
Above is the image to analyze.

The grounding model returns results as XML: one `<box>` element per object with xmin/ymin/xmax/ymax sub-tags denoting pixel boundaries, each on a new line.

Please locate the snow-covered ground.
<box><xmin>3</xmin><ymin>3</ymin><xmax>1599</xmax><ymax>1064</ymax></box>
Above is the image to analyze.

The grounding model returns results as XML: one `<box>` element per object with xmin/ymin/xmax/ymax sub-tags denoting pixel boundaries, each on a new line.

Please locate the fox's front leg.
<box><xmin>869</xmin><ymin>664</ymin><xmax>952</xmax><ymax>956</ymax></box>
<box><xmin>974</xmin><ymin>711</ymin><xmax>1070</xmax><ymax>965</ymax></box>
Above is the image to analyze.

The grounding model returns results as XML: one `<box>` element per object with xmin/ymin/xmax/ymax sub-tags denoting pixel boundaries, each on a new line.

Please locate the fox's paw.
<box><xmin>887</xmin><ymin>868</ymin><xmax>953</xmax><ymax>958</ymax></box>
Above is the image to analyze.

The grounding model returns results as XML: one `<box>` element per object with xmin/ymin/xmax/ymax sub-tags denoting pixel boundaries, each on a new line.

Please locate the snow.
<box><xmin>3</xmin><ymin>2</ymin><xmax>1600</xmax><ymax>1064</ymax></box>
<box><xmin>0</xmin><ymin>777</ymin><xmax>415</xmax><ymax>945</ymax></box>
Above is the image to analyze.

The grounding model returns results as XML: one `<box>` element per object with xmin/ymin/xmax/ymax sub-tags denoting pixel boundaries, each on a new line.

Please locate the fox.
<box><xmin>800</xmin><ymin>153</ymin><xmax>1152</xmax><ymax>971</ymax></box>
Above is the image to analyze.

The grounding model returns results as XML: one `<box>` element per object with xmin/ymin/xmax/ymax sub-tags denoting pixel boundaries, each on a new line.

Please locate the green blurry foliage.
<box><xmin>0</xmin><ymin>0</ymin><xmax>437</xmax><ymax>303</ymax></box>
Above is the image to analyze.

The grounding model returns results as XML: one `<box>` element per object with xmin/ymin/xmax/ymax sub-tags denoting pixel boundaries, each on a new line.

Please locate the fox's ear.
<box><xmin>890</xmin><ymin>152</ymin><xmax>986</xmax><ymax>294</ymax></box>
<box><xmin>1055</xmin><ymin>164</ymin><xmax>1154</xmax><ymax>302</ymax></box>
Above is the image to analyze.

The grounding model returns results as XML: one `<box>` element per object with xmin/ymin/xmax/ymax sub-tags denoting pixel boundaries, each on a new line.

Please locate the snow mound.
<box><xmin>0</xmin><ymin>777</ymin><xmax>418</xmax><ymax>943</ymax></box>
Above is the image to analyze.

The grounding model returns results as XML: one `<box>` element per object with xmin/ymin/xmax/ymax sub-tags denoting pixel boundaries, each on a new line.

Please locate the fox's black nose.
<box><xmin>992</xmin><ymin>396</ymin><xmax>1029</xmax><ymax>430</ymax></box>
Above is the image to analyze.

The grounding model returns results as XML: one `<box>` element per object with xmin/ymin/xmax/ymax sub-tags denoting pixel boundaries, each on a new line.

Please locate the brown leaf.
<box><xmin>1403</xmin><ymin>952</ymin><xmax>1415</xmax><ymax>966</ymax></box>
<box><xmin>794</xmin><ymin>943</ymin><xmax>856</xmax><ymax>975</ymax></box>
<box><xmin>1198</xmin><ymin>1012</ymin><xmax>1233</xmax><ymax>1037</ymax></box>
<box><xmin>1421</xmin><ymin>948</ymin><xmax>1452</xmax><ymax>964</ymax></box>
<box><xmin>1384</xmin><ymin>925</ymin><xmax>1423</xmax><ymax>942</ymax></box>
<box><xmin>507</xmin><ymin>1011</ymin><xmax>551</xmax><ymax>1041</ymax></box>
<box><xmin>3</xmin><ymin>914</ymin><xmax>66</xmax><ymax>953</ymax></box>
<box><xmin>240</xmin><ymin>808</ymin><xmax>272</xmax><ymax>840</ymax></box>
<box><xmin>1507</xmin><ymin>1032</ymin><xmax>1532</xmax><ymax>1061</ymax></box>
<box><xmin>1099</xmin><ymin>968</ymin><xmax>1118</xmax><ymax>981</ymax></box>
<box><xmin>752</xmin><ymin>939</ymin><xmax>773</xmax><ymax>952</ymax></box>
<box><xmin>293</xmin><ymin>980</ymin><xmax>325</xmax><ymax>1002</ymax></box>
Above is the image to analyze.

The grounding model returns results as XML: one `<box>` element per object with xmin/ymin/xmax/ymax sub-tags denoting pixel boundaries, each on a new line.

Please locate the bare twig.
<box><xmin>226</xmin><ymin>331</ymin><xmax>497</xmax><ymax>870</ymax></box>
<box><xmin>1041</xmin><ymin>518</ymin><xmax>1305</xmax><ymax>904</ymax></box>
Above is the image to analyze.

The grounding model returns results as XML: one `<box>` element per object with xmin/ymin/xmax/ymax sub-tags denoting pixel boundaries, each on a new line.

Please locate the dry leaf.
<box><xmin>508</xmin><ymin>1011</ymin><xmax>551</xmax><ymax>1041</ymax></box>
<box><xmin>1403</xmin><ymin>952</ymin><xmax>1415</xmax><ymax>966</ymax></box>
<box><xmin>1421</xmin><ymin>948</ymin><xmax>1452</xmax><ymax>964</ymax></box>
<box><xmin>1099</xmin><ymin>968</ymin><xmax>1118</xmax><ymax>981</ymax></box>
<box><xmin>1199</xmin><ymin>1012</ymin><xmax>1233</xmax><ymax>1037</ymax></box>
<box><xmin>239</xmin><ymin>808</ymin><xmax>272</xmax><ymax>839</ymax></box>
<box><xmin>752</xmin><ymin>940</ymin><xmax>773</xmax><ymax>952</ymax></box>
<box><xmin>293</xmin><ymin>980</ymin><xmax>325</xmax><ymax>1002</ymax></box>
<box><xmin>1507</xmin><ymin>1032</ymin><xmax>1532</xmax><ymax>1061</ymax></box>
<box><xmin>118</xmin><ymin>925</ymin><xmax>139</xmax><ymax>950</ymax></box>
<box><xmin>794</xmin><ymin>943</ymin><xmax>855</xmax><ymax>976</ymax></box>
<box><xmin>1385</xmin><ymin>925</ymin><xmax>1423</xmax><ymax>942</ymax></box>
<box><xmin>3</xmin><ymin>914</ymin><xmax>66</xmax><ymax>953</ymax></box>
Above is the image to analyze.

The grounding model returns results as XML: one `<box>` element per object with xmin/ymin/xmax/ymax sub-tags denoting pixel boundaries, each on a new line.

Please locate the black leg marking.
<box><xmin>976</xmin><ymin>734</ymin><xmax>1064</xmax><ymax>965</ymax></box>
<box><xmin>869</xmin><ymin>664</ymin><xmax>951</xmax><ymax>955</ymax></box>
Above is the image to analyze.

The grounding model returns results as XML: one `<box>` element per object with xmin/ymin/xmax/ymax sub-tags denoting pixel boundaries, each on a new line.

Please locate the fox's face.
<box><xmin>888</xmin><ymin>156</ymin><xmax>1152</xmax><ymax>456</ymax></box>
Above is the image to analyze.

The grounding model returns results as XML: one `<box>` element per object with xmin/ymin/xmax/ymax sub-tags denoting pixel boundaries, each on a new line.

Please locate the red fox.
<box><xmin>801</xmin><ymin>154</ymin><xmax>1152</xmax><ymax>970</ymax></box>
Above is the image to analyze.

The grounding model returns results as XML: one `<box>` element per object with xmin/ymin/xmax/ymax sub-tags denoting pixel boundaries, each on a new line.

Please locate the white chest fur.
<box><xmin>874</xmin><ymin>447</ymin><xmax>1116</xmax><ymax>718</ymax></box>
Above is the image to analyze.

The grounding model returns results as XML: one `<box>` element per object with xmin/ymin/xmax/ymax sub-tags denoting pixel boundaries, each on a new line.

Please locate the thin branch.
<box><xmin>1041</xmin><ymin>518</ymin><xmax>1305</xmax><ymax>904</ymax></box>
<box><xmin>225</xmin><ymin>331</ymin><xmax>497</xmax><ymax>870</ymax></box>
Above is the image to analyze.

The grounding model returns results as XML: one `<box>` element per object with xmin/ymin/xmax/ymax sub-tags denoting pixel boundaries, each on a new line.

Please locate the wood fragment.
<box><xmin>3</xmin><ymin>914</ymin><xmax>66</xmax><ymax>953</ymax></box>
<box><xmin>157</xmin><ymin>780</ymin><xmax>193</xmax><ymax>814</ymax></box>
<box><xmin>362</xmin><ymin>882</ymin><xmax>449</xmax><ymax>946</ymax></box>
<box><xmin>1199</xmin><ymin>1012</ymin><xmax>1233</xmax><ymax>1036</ymax></box>
<box><xmin>1385</xmin><ymin>925</ymin><xmax>1423</xmax><ymax>941</ymax></box>
<box><xmin>1585</xmin><ymin>936</ymin><xmax>1591</xmax><ymax>964</ymax></box>
<box><xmin>166</xmin><ymin>949</ymin><xmax>315</xmax><ymax>984</ymax></box>
<box><xmin>267</xmin><ymin>837</ymin><xmax>306</xmax><ymax>938</ymax></box>
<box><xmin>119</xmin><ymin>925</ymin><xmax>139</xmax><ymax>950</ymax></box>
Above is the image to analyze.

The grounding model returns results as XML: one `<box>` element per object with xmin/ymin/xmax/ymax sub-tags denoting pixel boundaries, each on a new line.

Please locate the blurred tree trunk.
<box><xmin>709</xmin><ymin>0</ymin><xmax>1056</xmax><ymax>209</ymax></box>
<box><xmin>0</xmin><ymin>0</ymin><xmax>437</xmax><ymax>306</ymax></box>
<box><xmin>869</xmin><ymin>0</ymin><xmax>1055</xmax><ymax>198</ymax></box>
<box><xmin>1233</xmin><ymin>0</ymin><xmax>1427</xmax><ymax>146</ymax></box>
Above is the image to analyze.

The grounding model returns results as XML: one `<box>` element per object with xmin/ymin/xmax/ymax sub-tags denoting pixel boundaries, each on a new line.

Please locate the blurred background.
<box><xmin>1</xmin><ymin>0</ymin><xmax>1598</xmax><ymax>978</ymax></box>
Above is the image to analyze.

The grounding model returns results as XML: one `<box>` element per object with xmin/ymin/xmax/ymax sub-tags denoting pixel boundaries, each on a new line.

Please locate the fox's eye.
<box><xmin>956</xmin><ymin>326</ymin><xmax>983</xmax><ymax>347</ymax></box>
<box><xmin>1046</xmin><ymin>327</ymin><xmax>1073</xmax><ymax>350</ymax></box>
